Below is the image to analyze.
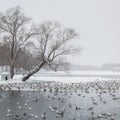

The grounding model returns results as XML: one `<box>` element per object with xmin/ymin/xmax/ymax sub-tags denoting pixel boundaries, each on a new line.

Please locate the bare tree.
<box><xmin>0</xmin><ymin>6</ymin><xmax>38</xmax><ymax>78</ymax></box>
<box><xmin>22</xmin><ymin>21</ymin><xmax>81</xmax><ymax>81</ymax></box>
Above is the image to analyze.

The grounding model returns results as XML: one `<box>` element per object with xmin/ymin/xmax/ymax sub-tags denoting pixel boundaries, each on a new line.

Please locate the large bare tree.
<box><xmin>22</xmin><ymin>21</ymin><xmax>81</xmax><ymax>81</ymax></box>
<box><xmin>0</xmin><ymin>6</ymin><xmax>38</xmax><ymax>78</ymax></box>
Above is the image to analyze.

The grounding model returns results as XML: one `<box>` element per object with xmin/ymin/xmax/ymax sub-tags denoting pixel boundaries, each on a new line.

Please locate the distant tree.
<box><xmin>22</xmin><ymin>21</ymin><xmax>81</xmax><ymax>81</ymax></box>
<box><xmin>0</xmin><ymin>42</ymin><xmax>10</xmax><ymax>66</ymax></box>
<box><xmin>0</xmin><ymin>6</ymin><xmax>38</xmax><ymax>78</ymax></box>
<box><xmin>15</xmin><ymin>48</ymin><xmax>39</xmax><ymax>73</ymax></box>
<box><xmin>0</xmin><ymin>42</ymin><xmax>38</xmax><ymax>73</ymax></box>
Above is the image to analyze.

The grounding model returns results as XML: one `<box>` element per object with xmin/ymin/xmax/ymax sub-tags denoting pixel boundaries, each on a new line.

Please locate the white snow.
<box><xmin>0</xmin><ymin>70</ymin><xmax>119</xmax><ymax>91</ymax></box>
<box><xmin>0</xmin><ymin>70</ymin><xmax>120</xmax><ymax>84</ymax></box>
<box><xmin>27</xmin><ymin>70</ymin><xmax>120</xmax><ymax>83</ymax></box>
<box><xmin>29</xmin><ymin>75</ymin><xmax>109</xmax><ymax>83</ymax></box>
<box><xmin>38</xmin><ymin>70</ymin><xmax>120</xmax><ymax>76</ymax></box>
<box><xmin>1</xmin><ymin>72</ymin><xmax>10</xmax><ymax>75</ymax></box>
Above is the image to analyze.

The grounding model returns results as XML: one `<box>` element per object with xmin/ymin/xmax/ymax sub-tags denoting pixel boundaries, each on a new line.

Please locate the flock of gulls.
<box><xmin>0</xmin><ymin>80</ymin><xmax>120</xmax><ymax>120</ymax></box>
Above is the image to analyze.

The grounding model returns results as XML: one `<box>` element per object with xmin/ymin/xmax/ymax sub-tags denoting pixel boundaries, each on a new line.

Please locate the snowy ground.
<box><xmin>0</xmin><ymin>70</ymin><xmax>120</xmax><ymax>90</ymax></box>
<box><xmin>13</xmin><ymin>70</ymin><xmax>120</xmax><ymax>83</ymax></box>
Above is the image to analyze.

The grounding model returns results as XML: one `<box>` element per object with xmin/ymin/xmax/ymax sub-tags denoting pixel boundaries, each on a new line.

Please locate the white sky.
<box><xmin>0</xmin><ymin>0</ymin><xmax>120</xmax><ymax>66</ymax></box>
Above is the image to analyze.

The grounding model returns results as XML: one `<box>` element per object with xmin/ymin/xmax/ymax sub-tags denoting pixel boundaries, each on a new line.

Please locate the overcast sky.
<box><xmin>0</xmin><ymin>0</ymin><xmax>120</xmax><ymax>66</ymax></box>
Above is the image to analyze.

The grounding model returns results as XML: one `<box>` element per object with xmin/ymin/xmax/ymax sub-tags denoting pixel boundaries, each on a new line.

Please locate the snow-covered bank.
<box><xmin>13</xmin><ymin>70</ymin><xmax>120</xmax><ymax>83</ymax></box>
<box><xmin>28</xmin><ymin>70</ymin><xmax>120</xmax><ymax>83</ymax></box>
<box><xmin>38</xmin><ymin>70</ymin><xmax>120</xmax><ymax>76</ymax></box>
<box><xmin>0</xmin><ymin>70</ymin><xmax>120</xmax><ymax>91</ymax></box>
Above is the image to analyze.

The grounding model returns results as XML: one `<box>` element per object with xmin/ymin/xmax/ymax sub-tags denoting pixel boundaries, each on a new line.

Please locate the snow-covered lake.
<box><xmin>25</xmin><ymin>70</ymin><xmax>120</xmax><ymax>83</ymax></box>
<box><xmin>0</xmin><ymin>70</ymin><xmax>119</xmax><ymax>86</ymax></box>
<box><xmin>0</xmin><ymin>70</ymin><xmax>119</xmax><ymax>82</ymax></box>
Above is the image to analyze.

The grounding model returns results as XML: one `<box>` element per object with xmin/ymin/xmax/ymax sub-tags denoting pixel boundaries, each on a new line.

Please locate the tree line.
<box><xmin>0</xmin><ymin>43</ymin><xmax>39</xmax><ymax>72</ymax></box>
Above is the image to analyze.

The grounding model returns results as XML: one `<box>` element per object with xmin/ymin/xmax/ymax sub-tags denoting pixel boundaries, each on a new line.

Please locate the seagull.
<box><xmin>41</xmin><ymin>112</ymin><xmax>46</xmax><ymax>119</ymax></box>
<box><xmin>34</xmin><ymin>115</ymin><xmax>39</xmax><ymax>119</ymax></box>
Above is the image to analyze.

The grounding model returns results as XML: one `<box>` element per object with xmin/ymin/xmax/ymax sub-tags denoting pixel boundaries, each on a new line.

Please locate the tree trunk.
<box><xmin>22</xmin><ymin>62</ymin><xmax>45</xmax><ymax>82</ymax></box>
<box><xmin>10</xmin><ymin>64</ymin><xmax>14</xmax><ymax>79</ymax></box>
